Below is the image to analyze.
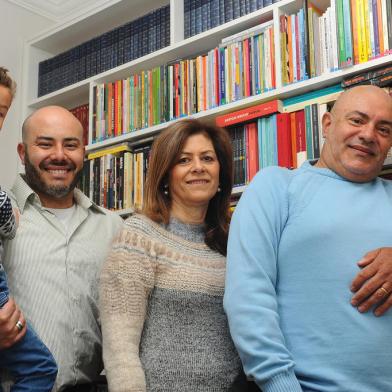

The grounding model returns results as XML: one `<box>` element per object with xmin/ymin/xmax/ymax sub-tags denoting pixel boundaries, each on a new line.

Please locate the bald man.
<box><xmin>2</xmin><ymin>106</ymin><xmax>123</xmax><ymax>392</ymax></box>
<box><xmin>225</xmin><ymin>86</ymin><xmax>392</xmax><ymax>392</ymax></box>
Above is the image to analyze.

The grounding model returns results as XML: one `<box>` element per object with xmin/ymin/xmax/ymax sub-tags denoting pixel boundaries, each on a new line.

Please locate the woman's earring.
<box><xmin>164</xmin><ymin>184</ymin><xmax>169</xmax><ymax>196</ymax></box>
<box><xmin>217</xmin><ymin>186</ymin><xmax>221</xmax><ymax>193</ymax></box>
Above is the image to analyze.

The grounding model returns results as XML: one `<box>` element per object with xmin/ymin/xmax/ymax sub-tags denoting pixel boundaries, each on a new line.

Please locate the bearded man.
<box><xmin>2</xmin><ymin>106</ymin><xmax>123</xmax><ymax>392</ymax></box>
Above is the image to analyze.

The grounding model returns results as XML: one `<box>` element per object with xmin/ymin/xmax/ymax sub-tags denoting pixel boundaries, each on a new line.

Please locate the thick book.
<box><xmin>277</xmin><ymin>113</ymin><xmax>293</xmax><ymax>168</ymax></box>
<box><xmin>216</xmin><ymin>99</ymin><xmax>283</xmax><ymax>127</ymax></box>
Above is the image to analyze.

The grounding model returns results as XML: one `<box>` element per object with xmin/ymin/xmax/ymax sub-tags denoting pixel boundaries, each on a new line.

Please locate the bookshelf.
<box><xmin>22</xmin><ymin>0</ymin><xmax>392</xmax><ymax>211</ymax></box>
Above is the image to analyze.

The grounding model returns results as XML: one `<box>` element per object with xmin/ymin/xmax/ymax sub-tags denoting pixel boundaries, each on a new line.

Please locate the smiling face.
<box><xmin>18</xmin><ymin>106</ymin><xmax>85</xmax><ymax>208</ymax></box>
<box><xmin>168</xmin><ymin>132</ymin><xmax>220</xmax><ymax>221</ymax></box>
<box><xmin>317</xmin><ymin>86</ymin><xmax>392</xmax><ymax>182</ymax></box>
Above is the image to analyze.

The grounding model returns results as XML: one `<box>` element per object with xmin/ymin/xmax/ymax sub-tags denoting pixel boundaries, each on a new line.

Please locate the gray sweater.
<box><xmin>100</xmin><ymin>213</ymin><xmax>242</xmax><ymax>392</ymax></box>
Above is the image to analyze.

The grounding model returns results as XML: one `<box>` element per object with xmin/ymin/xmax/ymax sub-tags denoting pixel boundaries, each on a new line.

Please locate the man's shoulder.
<box><xmin>249</xmin><ymin>166</ymin><xmax>296</xmax><ymax>190</ymax></box>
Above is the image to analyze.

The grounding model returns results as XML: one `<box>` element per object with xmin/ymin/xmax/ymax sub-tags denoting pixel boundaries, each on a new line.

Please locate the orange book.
<box><xmin>350</xmin><ymin>0</ymin><xmax>359</xmax><ymax>64</ymax></box>
<box><xmin>202</xmin><ymin>55</ymin><xmax>207</xmax><ymax>111</ymax></box>
<box><xmin>247</xmin><ymin>122</ymin><xmax>259</xmax><ymax>181</ymax></box>
<box><xmin>290</xmin><ymin>112</ymin><xmax>297</xmax><ymax>168</ymax></box>
<box><xmin>243</xmin><ymin>38</ymin><xmax>250</xmax><ymax>97</ymax></box>
<box><xmin>376</xmin><ymin>0</ymin><xmax>384</xmax><ymax>54</ymax></box>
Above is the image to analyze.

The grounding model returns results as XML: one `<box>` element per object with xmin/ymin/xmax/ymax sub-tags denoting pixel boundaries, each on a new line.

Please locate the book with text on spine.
<box><xmin>215</xmin><ymin>99</ymin><xmax>283</xmax><ymax>127</ymax></box>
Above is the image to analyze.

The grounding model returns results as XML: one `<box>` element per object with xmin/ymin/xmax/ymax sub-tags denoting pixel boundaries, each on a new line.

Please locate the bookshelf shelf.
<box><xmin>85</xmin><ymin>53</ymin><xmax>392</xmax><ymax>153</ymax></box>
<box><xmin>22</xmin><ymin>0</ymin><xmax>392</xmax><ymax>211</ymax></box>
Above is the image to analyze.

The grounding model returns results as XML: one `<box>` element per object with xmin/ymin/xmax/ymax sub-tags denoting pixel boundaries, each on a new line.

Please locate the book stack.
<box><xmin>92</xmin><ymin>21</ymin><xmax>275</xmax><ymax>143</ymax></box>
<box><xmin>70</xmin><ymin>104</ymin><xmax>89</xmax><ymax>146</ymax></box>
<box><xmin>79</xmin><ymin>143</ymin><xmax>151</xmax><ymax>211</ymax></box>
<box><xmin>184</xmin><ymin>0</ymin><xmax>274</xmax><ymax>38</ymax></box>
<box><xmin>38</xmin><ymin>5</ymin><xmax>170</xmax><ymax>97</ymax></box>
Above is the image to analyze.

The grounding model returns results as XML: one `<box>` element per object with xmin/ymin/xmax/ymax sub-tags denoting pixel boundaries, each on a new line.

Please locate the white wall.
<box><xmin>0</xmin><ymin>0</ymin><xmax>55</xmax><ymax>187</ymax></box>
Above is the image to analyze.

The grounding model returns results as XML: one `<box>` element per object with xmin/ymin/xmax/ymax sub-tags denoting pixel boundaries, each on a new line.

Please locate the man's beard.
<box><xmin>24</xmin><ymin>149</ymin><xmax>82</xmax><ymax>199</ymax></box>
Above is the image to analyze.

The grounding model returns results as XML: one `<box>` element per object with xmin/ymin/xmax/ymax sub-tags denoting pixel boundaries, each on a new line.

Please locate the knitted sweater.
<box><xmin>100</xmin><ymin>213</ymin><xmax>242</xmax><ymax>392</ymax></box>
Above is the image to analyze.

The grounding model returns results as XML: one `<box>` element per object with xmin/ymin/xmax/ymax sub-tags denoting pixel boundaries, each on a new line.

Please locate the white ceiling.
<box><xmin>6</xmin><ymin>0</ymin><xmax>115</xmax><ymax>22</ymax></box>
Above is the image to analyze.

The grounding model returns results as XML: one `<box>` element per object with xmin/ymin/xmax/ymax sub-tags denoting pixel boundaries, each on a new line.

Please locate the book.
<box><xmin>216</xmin><ymin>99</ymin><xmax>283</xmax><ymax>127</ymax></box>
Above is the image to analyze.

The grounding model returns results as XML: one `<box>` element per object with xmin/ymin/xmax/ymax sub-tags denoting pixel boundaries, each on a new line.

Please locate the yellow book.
<box><xmin>87</xmin><ymin>143</ymin><xmax>131</xmax><ymax>160</ymax></box>
<box><xmin>362</xmin><ymin>0</ymin><xmax>372</xmax><ymax>60</ymax></box>
<box><xmin>357</xmin><ymin>0</ymin><xmax>368</xmax><ymax>63</ymax></box>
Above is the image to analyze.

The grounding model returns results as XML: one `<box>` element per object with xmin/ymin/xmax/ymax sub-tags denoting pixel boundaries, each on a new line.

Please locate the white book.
<box><xmin>381</xmin><ymin>0</ymin><xmax>389</xmax><ymax>52</ymax></box>
<box><xmin>330</xmin><ymin>1</ymin><xmax>339</xmax><ymax>71</ymax></box>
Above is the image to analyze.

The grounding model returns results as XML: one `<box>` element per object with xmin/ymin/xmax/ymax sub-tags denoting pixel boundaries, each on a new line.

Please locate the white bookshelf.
<box><xmin>21</xmin><ymin>0</ymin><xmax>392</xmax><ymax>209</ymax></box>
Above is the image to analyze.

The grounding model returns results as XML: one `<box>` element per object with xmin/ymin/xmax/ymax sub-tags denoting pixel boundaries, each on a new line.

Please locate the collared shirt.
<box><xmin>2</xmin><ymin>174</ymin><xmax>123</xmax><ymax>391</ymax></box>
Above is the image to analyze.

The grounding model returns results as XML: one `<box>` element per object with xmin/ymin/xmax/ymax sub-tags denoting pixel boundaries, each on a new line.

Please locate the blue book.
<box><xmin>250</xmin><ymin>0</ymin><xmax>258</xmax><ymax>12</ymax></box>
<box><xmin>257</xmin><ymin>0</ymin><xmax>264</xmax><ymax>8</ymax></box>
<box><xmin>210</xmin><ymin>0</ymin><xmax>219</xmax><ymax>28</ymax></box>
<box><xmin>225</xmin><ymin>0</ymin><xmax>234</xmax><ymax>23</ymax></box>
<box><xmin>245</xmin><ymin>0</ymin><xmax>251</xmax><ymax>14</ymax></box>
<box><xmin>201</xmin><ymin>0</ymin><xmax>208</xmax><ymax>32</ymax></box>
<box><xmin>219</xmin><ymin>0</ymin><xmax>225</xmax><ymax>25</ymax></box>
<box><xmin>190</xmin><ymin>0</ymin><xmax>197</xmax><ymax>36</ymax></box>
<box><xmin>342</xmin><ymin>0</ymin><xmax>353</xmax><ymax>67</ymax></box>
<box><xmin>233</xmin><ymin>0</ymin><xmax>241</xmax><ymax>19</ymax></box>
<box><xmin>195</xmin><ymin>0</ymin><xmax>202</xmax><ymax>34</ymax></box>
<box><xmin>239</xmin><ymin>0</ymin><xmax>246</xmax><ymax>16</ymax></box>
<box><xmin>184</xmin><ymin>0</ymin><xmax>191</xmax><ymax>38</ymax></box>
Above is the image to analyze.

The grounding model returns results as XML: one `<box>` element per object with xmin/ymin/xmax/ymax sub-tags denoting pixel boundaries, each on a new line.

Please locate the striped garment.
<box><xmin>100</xmin><ymin>213</ymin><xmax>243</xmax><ymax>392</ymax></box>
<box><xmin>1</xmin><ymin>174</ymin><xmax>123</xmax><ymax>391</ymax></box>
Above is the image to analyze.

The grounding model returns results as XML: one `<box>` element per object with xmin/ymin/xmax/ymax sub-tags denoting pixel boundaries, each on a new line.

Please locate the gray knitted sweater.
<box><xmin>100</xmin><ymin>213</ymin><xmax>242</xmax><ymax>392</ymax></box>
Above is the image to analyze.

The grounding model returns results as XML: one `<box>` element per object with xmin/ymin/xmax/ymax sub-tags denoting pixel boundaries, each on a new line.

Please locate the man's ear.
<box><xmin>17</xmin><ymin>143</ymin><xmax>26</xmax><ymax>165</ymax></box>
<box><xmin>321</xmin><ymin>112</ymin><xmax>332</xmax><ymax>138</ymax></box>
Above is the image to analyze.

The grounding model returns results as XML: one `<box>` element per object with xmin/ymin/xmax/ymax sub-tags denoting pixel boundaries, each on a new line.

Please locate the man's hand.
<box><xmin>351</xmin><ymin>248</ymin><xmax>392</xmax><ymax>316</ymax></box>
<box><xmin>0</xmin><ymin>298</ymin><xmax>26</xmax><ymax>349</ymax></box>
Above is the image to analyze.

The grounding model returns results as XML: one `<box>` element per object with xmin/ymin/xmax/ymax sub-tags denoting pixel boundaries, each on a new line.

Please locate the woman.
<box><xmin>100</xmin><ymin>119</ymin><xmax>257</xmax><ymax>391</ymax></box>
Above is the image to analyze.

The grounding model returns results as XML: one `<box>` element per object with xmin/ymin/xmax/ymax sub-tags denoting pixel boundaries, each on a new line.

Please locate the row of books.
<box><xmin>70</xmin><ymin>104</ymin><xmax>89</xmax><ymax>146</ymax></box>
<box><xmin>92</xmin><ymin>21</ymin><xmax>275</xmax><ymax>143</ymax></box>
<box><xmin>78</xmin><ymin>144</ymin><xmax>151</xmax><ymax>211</ymax></box>
<box><xmin>38</xmin><ymin>5</ymin><xmax>170</xmax><ymax>97</ymax></box>
<box><xmin>280</xmin><ymin>0</ymin><xmax>392</xmax><ymax>84</ymax></box>
<box><xmin>319</xmin><ymin>0</ymin><xmax>390</xmax><ymax>77</ymax></box>
<box><xmin>184</xmin><ymin>0</ymin><xmax>277</xmax><ymax>38</ymax></box>
<box><xmin>225</xmin><ymin>104</ymin><xmax>329</xmax><ymax>186</ymax></box>
<box><xmin>342</xmin><ymin>63</ymin><xmax>392</xmax><ymax>88</ymax></box>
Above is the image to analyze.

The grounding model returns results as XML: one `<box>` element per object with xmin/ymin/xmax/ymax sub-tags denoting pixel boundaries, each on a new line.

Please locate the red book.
<box><xmin>277</xmin><ymin>113</ymin><xmax>293</xmax><ymax>168</ymax></box>
<box><xmin>295</xmin><ymin>110</ymin><xmax>307</xmax><ymax>166</ymax></box>
<box><xmin>113</xmin><ymin>82</ymin><xmax>118</xmax><ymax>137</ymax></box>
<box><xmin>216</xmin><ymin>99</ymin><xmax>283</xmax><ymax>127</ymax></box>
<box><xmin>247</xmin><ymin>122</ymin><xmax>259</xmax><ymax>181</ymax></box>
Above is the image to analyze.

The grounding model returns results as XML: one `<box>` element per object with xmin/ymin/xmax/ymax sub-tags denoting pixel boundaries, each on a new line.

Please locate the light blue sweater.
<box><xmin>224</xmin><ymin>161</ymin><xmax>392</xmax><ymax>392</ymax></box>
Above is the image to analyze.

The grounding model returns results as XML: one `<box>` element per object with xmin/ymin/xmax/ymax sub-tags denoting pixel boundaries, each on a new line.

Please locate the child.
<box><xmin>0</xmin><ymin>67</ymin><xmax>57</xmax><ymax>391</ymax></box>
